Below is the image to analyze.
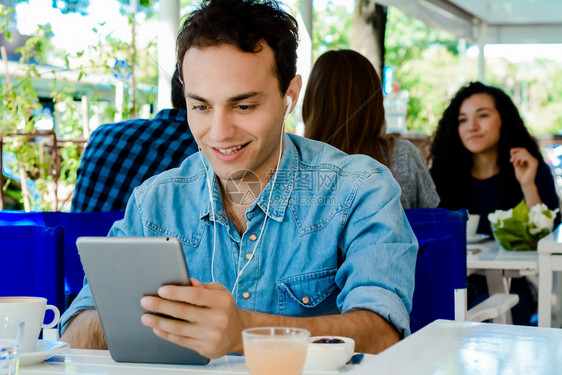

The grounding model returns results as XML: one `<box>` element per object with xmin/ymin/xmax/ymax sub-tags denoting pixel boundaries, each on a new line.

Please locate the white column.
<box><xmin>157</xmin><ymin>0</ymin><xmax>180</xmax><ymax>111</ymax></box>
<box><xmin>115</xmin><ymin>80</ymin><xmax>124</xmax><ymax>122</ymax></box>
<box><xmin>295</xmin><ymin>0</ymin><xmax>313</xmax><ymax>136</ymax></box>
<box><xmin>477</xmin><ymin>21</ymin><xmax>487</xmax><ymax>83</ymax></box>
<box><xmin>457</xmin><ymin>38</ymin><xmax>466</xmax><ymax>85</ymax></box>
<box><xmin>300</xmin><ymin>0</ymin><xmax>313</xmax><ymax>38</ymax></box>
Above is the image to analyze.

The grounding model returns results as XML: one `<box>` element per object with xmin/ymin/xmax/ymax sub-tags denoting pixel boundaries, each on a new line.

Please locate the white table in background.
<box><xmin>369</xmin><ymin>319</ymin><xmax>562</xmax><ymax>374</ymax></box>
<box><xmin>467</xmin><ymin>240</ymin><xmax>538</xmax><ymax>277</ymax></box>
<box><xmin>467</xmin><ymin>239</ymin><xmax>538</xmax><ymax>323</ymax></box>
<box><xmin>538</xmin><ymin>225</ymin><xmax>562</xmax><ymax>327</ymax></box>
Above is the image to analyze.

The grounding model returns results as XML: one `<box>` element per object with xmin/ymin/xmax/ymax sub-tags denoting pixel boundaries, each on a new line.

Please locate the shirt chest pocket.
<box><xmin>275</xmin><ymin>269</ymin><xmax>340</xmax><ymax>317</ymax></box>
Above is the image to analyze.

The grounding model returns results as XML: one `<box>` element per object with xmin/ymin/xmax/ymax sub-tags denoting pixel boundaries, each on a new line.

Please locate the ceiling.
<box><xmin>376</xmin><ymin>0</ymin><xmax>562</xmax><ymax>44</ymax></box>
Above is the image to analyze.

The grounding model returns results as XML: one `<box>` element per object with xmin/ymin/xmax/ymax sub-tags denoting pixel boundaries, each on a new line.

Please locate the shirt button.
<box><xmin>243</xmin><ymin>291</ymin><xmax>251</xmax><ymax>299</ymax></box>
<box><xmin>249</xmin><ymin>233</ymin><xmax>257</xmax><ymax>241</ymax></box>
<box><xmin>301</xmin><ymin>296</ymin><xmax>310</xmax><ymax>305</ymax></box>
<box><xmin>245</xmin><ymin>252</ymin><xmax>253</xmax><ymax>260</ymax></box>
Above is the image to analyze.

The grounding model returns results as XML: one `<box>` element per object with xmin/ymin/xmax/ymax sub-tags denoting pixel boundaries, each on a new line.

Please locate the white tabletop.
<box><xmin>369</xmin><ymin>319</ymin><xmax>562</xmax><ymax>374</ymax></box>
<box><xmin>19</xmin><ymin>348</ymin><xmax>376</xmax><ymax>374</ymax></box>
<box><xmin>21</xmin><ymin>320</ymin><xmax>562</xmax><ymax>374</ymax></box>
<box><xmin>467</xmin><ymin>240</ymin><xmax>538</xmax><ymax>274</ymax></box>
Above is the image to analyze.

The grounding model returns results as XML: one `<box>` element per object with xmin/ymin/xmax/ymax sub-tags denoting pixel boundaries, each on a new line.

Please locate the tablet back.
<box><xmin>76</xmin><ymin>236</ymin><xmax>209</xmax><ymax>365</ymax></box>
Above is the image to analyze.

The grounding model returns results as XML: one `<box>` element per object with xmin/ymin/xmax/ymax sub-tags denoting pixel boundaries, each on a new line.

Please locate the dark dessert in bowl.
<box><xmin>304</xmin><ymin>336</ymin><xmax>355</xmax><ymax>371</ymax></box>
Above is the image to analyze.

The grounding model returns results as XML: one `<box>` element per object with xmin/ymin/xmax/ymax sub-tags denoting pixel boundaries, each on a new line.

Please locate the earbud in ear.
<box><xmin>284</xmin><ymin>96</ymin><xmax>293</xmax><ymax>120</ymax></box>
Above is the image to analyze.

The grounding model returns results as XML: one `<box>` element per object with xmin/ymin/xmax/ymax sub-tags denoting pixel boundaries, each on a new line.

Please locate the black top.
<box><xmin>467</xmin><ymin>159</ymin><xmax>559</xmax><ymax>235</ymax></box>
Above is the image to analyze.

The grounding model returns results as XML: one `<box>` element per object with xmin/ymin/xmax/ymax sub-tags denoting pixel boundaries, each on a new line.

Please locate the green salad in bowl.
<box><xmin>488</xmin><ymin>200</ymin><xmax>559</xmax><ymax>251</ymax></box>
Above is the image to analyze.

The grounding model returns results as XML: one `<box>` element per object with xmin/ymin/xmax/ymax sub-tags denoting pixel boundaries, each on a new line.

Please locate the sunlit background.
<box><xmin>1</xmin><ymin>0</ymin><xmax>562</xmax><ymax>211</ymax></box>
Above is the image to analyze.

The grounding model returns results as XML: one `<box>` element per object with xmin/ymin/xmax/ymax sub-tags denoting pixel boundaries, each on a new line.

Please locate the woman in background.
<box><xmin>430</xmin><ymin>81</ymin><xmax>559</xmax><ymax>325</ymax></box>
<box><xmin>303</xmin><ymin>49</ymin><xmax>439</xmax><ymax>209</ymax></box>
<box><xmin>430</xmin><ymin>81</ymin><xmax>558</xmax><ymax>235</ymax></box>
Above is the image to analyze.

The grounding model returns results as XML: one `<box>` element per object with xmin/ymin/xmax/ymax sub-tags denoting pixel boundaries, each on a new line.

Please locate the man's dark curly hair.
<box><xmin>430</xmin><ymin>81</ymin><xmax>542</xmax><ymax>209</ymax></box>
<box><xmin>176</xmin><ymin>0</ymin><xmax>299</xmax><ymax>95</ymax></box>
<box><xmin>171</xmin><ymin>68</ymin><xmax>186</xmax><ymax>110</ymax></box>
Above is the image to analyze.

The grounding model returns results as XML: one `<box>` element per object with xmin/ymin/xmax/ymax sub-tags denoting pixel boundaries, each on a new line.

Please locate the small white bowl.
<box><xmin>304</xmin><ymin>336</ymin><xmax>355</xmax><ymax>371</ymax></box>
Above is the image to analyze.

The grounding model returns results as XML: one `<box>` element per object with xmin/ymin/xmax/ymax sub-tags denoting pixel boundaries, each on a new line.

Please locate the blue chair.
<box><xmin>0</xmin><ymin>225</ymin><xmax>65</xmax><ymax>313</ymax></box>
<box><xmin>0</xmin><ymin>211</ymin><xmax>125</xmax><ymax>309</ymax></box>
<box><xmin>406</xmin><ymin>208</ymin><xmax>519</xmax><ymax>333</ymax></box>
<box><xmin>41</xmin><ymin>211</ymin><xmax>125</xmax><ymax>297</ymax></box>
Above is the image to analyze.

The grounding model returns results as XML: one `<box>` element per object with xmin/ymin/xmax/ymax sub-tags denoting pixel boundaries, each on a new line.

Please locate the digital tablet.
<box><xmin>76</xmin><ymin>236</ymin><xmax>210</xmax><ymax>365</ymax></box>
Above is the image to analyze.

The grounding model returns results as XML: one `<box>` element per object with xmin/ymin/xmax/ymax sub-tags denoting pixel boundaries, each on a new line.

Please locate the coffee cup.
<box><xmin>0</xmin><ymin>297</ymin><xmax>60</xmax><ymax>353</ymax></box>
<box><xmin>467</xmin><ymin>214</ymin><xmax>480</xmax><ymax>238</ymax></box>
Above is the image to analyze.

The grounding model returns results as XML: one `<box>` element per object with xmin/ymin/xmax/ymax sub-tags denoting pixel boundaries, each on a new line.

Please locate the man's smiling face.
<box><xmin>182</xmin><ymin>42</ymin><xmax>297</xmax><ymax>186</ymax></box>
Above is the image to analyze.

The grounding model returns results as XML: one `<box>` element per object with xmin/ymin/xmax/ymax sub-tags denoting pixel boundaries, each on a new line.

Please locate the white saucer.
<box><xmin>467</xmin><ymin>234</ymin><xmax>489</xmax><ymax>244</ymax></box>
<box><xmin>20</xmin><ymin>340</ymin><xmax>69</xmax><ymax>367</ymax></box>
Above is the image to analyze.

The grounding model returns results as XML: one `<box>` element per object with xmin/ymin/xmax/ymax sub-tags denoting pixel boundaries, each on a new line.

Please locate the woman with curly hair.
<box><xmin>430</xmin><ymin>81</ymin><xmax>559</xmax><ymax>325</ymax></box>
<box><xmin>431</xmin><ymin>81</ymin><xmax>558</xmax><ymax>234</ymax></box>
<box><xmin>303</xmin><ymin>49</ymin><xmax>439</xmax><ymax>209</ymax></box>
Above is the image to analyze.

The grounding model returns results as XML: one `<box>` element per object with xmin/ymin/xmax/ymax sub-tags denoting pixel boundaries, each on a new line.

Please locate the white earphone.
<box><xmin>203</xmin><ymin>94</ymin><xmax>292</xmax><ymax>295</ymax></box>
<box><xmin>284</xmin><ymin>96</ymin><xmax>292</xmax><ymax>121</ymax></box>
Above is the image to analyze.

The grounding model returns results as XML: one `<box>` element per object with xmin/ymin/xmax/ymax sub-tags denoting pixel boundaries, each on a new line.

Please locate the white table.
<box><xmin>468</xmin><ymin>235</ymin><xmax>562</xmax><ymax>328</ymax></box>
<box><xmin>467</xmin><ymin>240</ymin><xmax>538</xmax><ymax>278</ymax></box>
<box><xmin>20</xmin><ymin>320</ymin><xmax>562</xmax><ymax>374</ymax></box>
<box><xmin>370</xmin><ymin>319</ymin><xmax>562</xmax><ymax>374</ymax></box>
<box><xmin>538</xmin><ymin>225</ymin><xmax>562</xmax><ymax>327</ymax></box>
<box><xmin>18</xmin><ymin>348</ymin><xmax>376</xmax><ymax>374</ymax></box>
<box><xmin>467</xmin><ymin>240</ymin><xmax>538</xmax><ymax>323</ymax></box>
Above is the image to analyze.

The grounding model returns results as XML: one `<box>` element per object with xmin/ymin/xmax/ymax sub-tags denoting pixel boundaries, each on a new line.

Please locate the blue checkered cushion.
<box><xmin>71</xmin><ymin>109</ymin><xmax>197</xmax><ymax>212</ymax></box>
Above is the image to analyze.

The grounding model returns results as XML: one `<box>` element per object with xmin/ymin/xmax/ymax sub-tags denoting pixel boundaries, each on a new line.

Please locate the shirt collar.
<box><xmin>198</xmin><ymin>154</ymin><xmax>228</xmax><ymax>226</ymax></box>
<box><xmin>252</xmin><ymin>133</ymin><xmax>297</xmax><ymax>222</ymax></box>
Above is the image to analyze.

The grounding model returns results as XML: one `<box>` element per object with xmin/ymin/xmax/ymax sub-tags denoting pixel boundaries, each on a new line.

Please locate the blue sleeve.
<box><xmin>58</xmin><ymin>278</ymin><xmax>94</xmax><ymax>337</ymax></box>
<box><xmin>335</xmin><ymin>168</ymin><xmax>418</xmax><ymax>337</ymax></box>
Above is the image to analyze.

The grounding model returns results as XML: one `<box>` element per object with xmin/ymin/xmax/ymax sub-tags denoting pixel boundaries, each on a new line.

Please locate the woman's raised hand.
<box><xmin>510</xmin><ymin>147</ymin><xmax>538</xmax><ymax>187</ymax></box>
<box><xmin>510</xmin><ymin>147</ymin><xmax>541</xmax><ymax>207</ymax></box>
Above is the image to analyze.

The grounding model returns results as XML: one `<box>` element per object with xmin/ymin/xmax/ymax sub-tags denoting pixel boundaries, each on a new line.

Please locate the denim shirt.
<box><xmin>60</xmin><ymin>133</ymin><xmax>417</xmax><ymax>337</ymax></box>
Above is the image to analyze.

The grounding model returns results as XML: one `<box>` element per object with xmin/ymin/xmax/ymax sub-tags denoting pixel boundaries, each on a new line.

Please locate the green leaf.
<box><xmin>512</xmin><ymin>200</ymin><xmax>530</xmax><ymax>222</ymax></box>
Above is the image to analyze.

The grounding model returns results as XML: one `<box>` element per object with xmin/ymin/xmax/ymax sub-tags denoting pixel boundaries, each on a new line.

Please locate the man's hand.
<box><xmin>140</xmin><ymin>278</ymin><xmax>245</xmax><ymax>359</ymax></box>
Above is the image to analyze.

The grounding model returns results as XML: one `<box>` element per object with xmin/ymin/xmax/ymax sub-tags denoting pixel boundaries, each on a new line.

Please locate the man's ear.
<box><xmin>285</xmin><ymin>74</ymin><xmax>302</xmax><ymax>113</ymax></box>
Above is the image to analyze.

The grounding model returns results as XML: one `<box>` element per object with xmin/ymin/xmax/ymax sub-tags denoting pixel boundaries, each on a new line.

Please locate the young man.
<box><xmin>61</xmin><ymin>0</ymin><xmax>417</xmax><ymax>358</ymax></box>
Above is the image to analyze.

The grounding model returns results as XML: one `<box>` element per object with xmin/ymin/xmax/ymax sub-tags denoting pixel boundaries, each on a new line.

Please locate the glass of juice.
<box><xmin>242</xmin><ymin>327</ymin><xmax>310</xmax><ymax>375</ymax></box>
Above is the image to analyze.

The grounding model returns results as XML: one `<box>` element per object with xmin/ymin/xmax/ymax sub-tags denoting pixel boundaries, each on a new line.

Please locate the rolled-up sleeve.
<box><xmin>336</xmin><ymin>168</ymin><xmax>417</xmax><ymax>337</ymax></box>
<box><xmin>58</xmin><ymin>278</ymin><xmax>94</xmax><ymax>337</ymax></box>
